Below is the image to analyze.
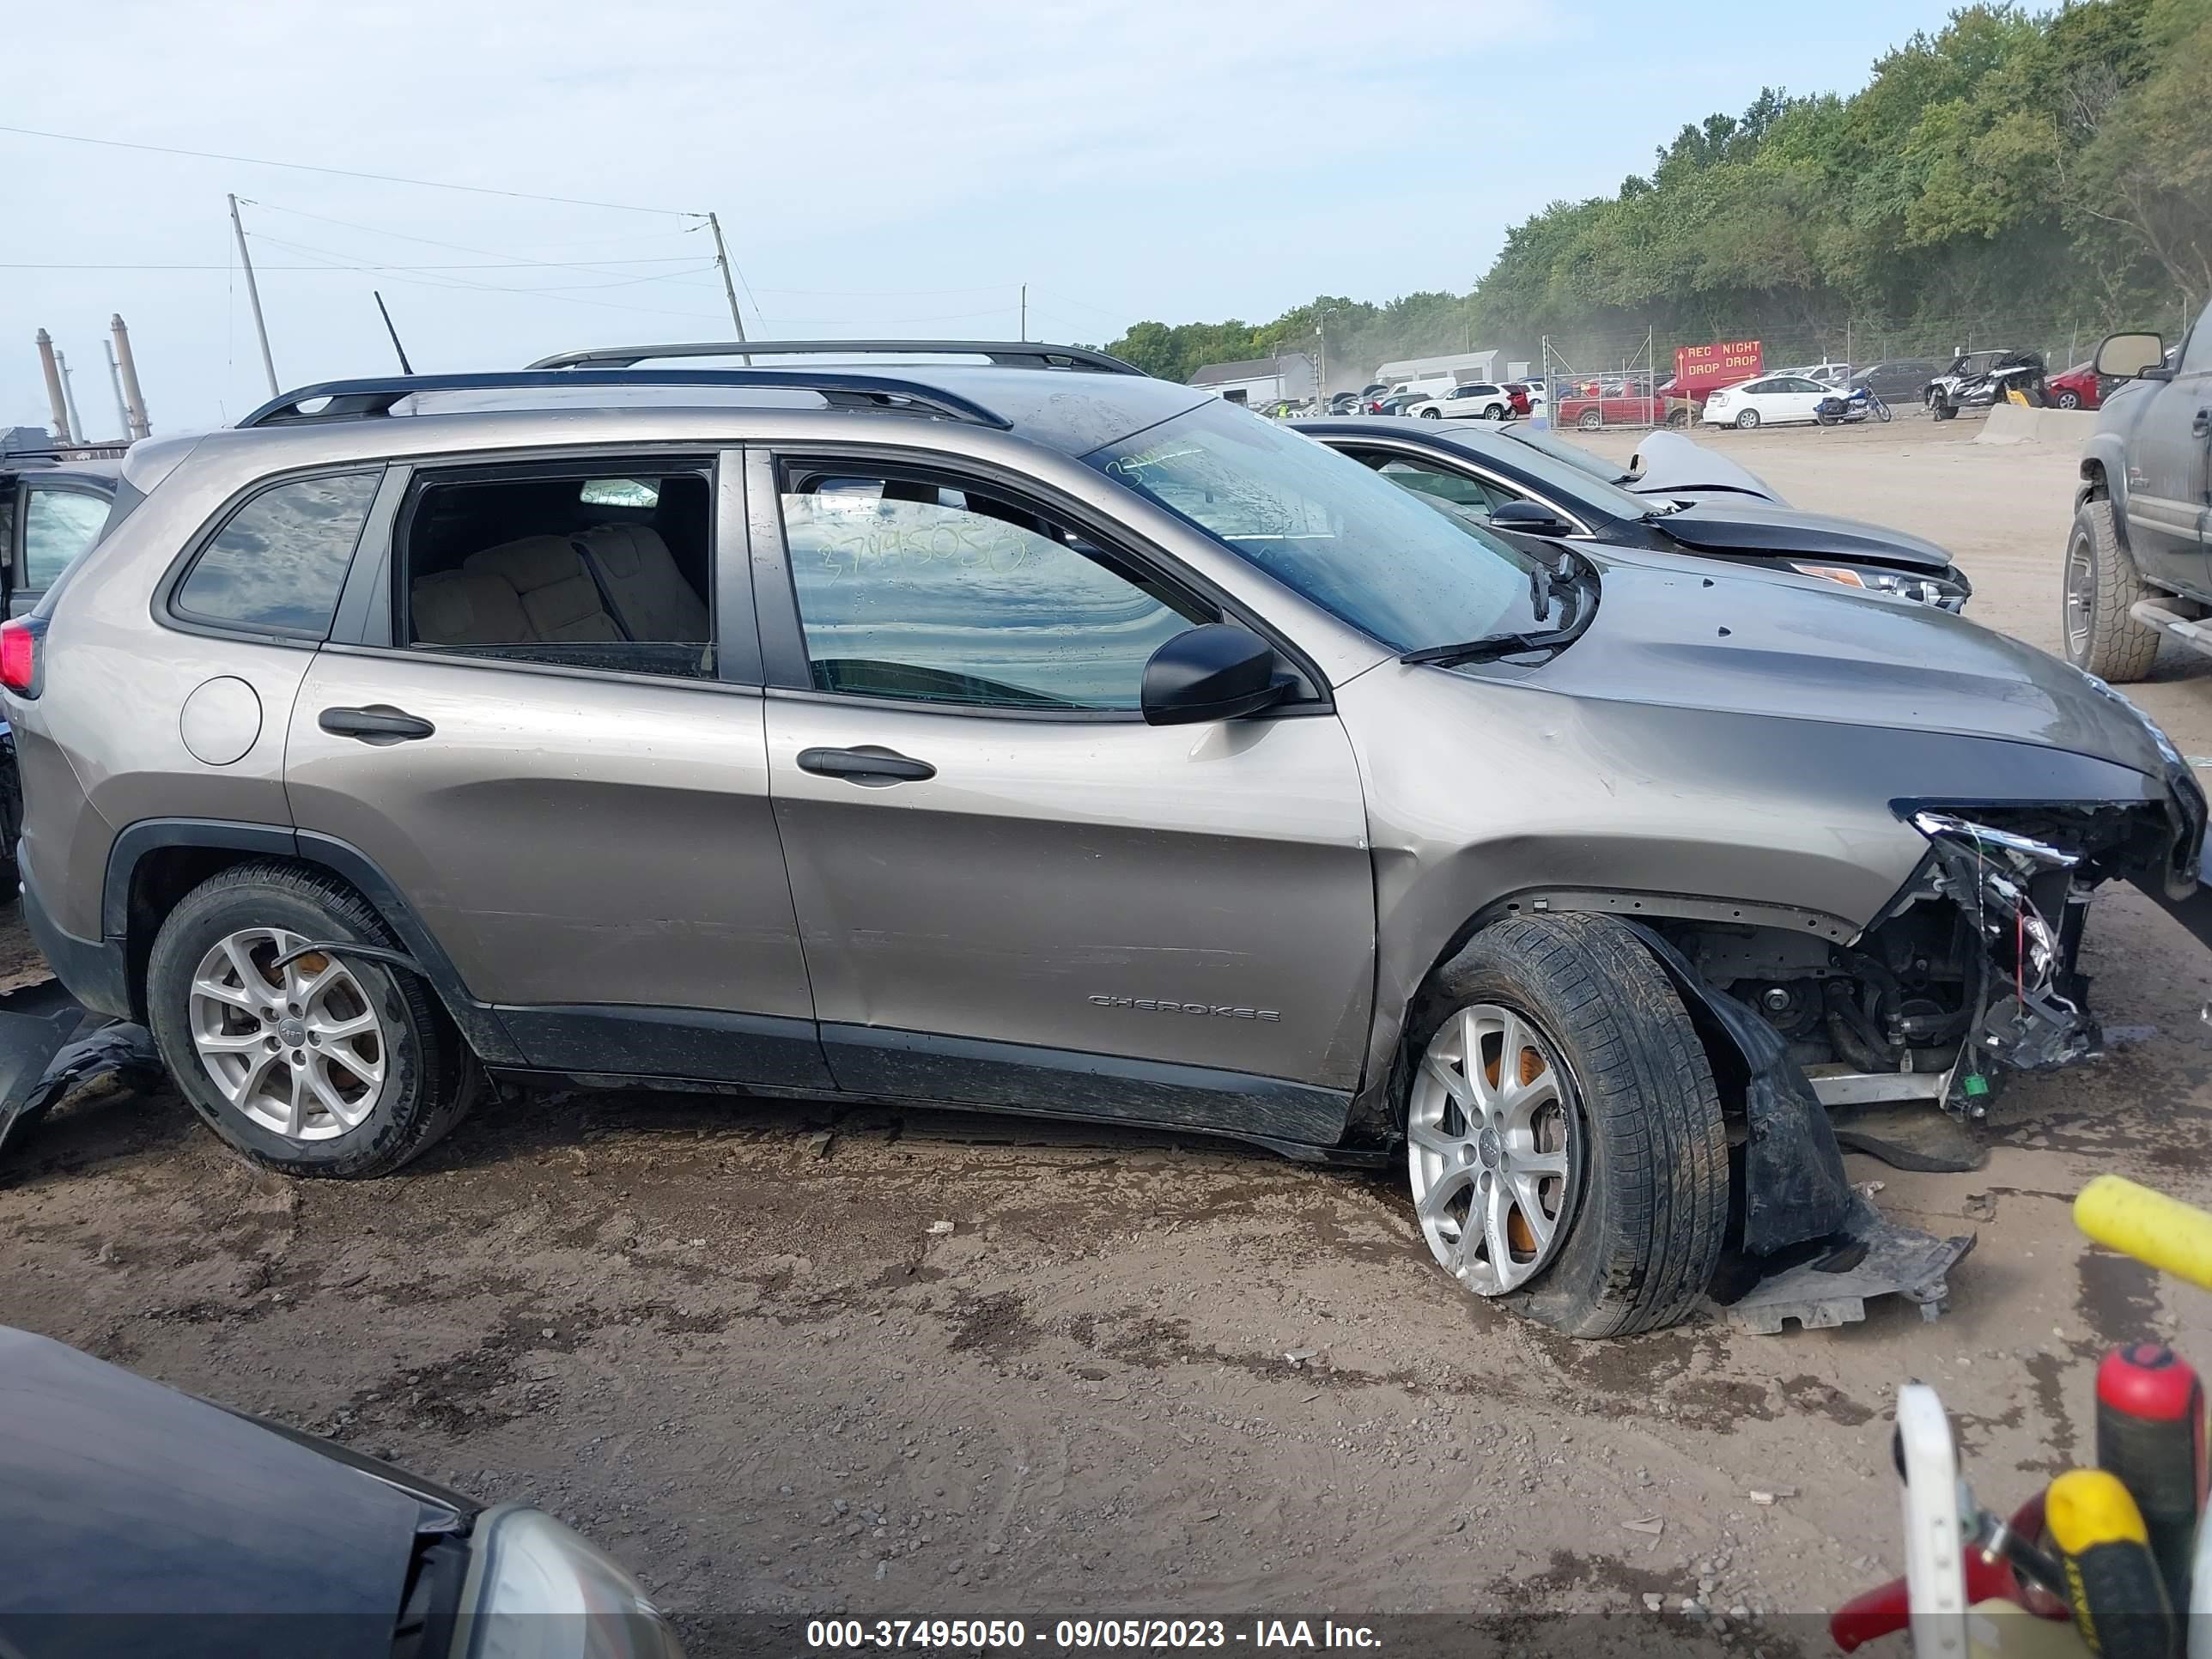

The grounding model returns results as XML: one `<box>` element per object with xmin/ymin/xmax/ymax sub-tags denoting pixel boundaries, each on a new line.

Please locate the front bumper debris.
<box><xmin>1628</xmin><ymin>923</ymin><xmax>1977</xmax><ymax>1334</ymax></box>
<box><xmin>1717</xmin><ymin>1204</ymin><xmax>1976</xmax><ymax>1334</ymax></box>
<box><xmin>0</xmin><ymin>979</ymin><xmax>162</xmax><ymax>1161</ymax></box>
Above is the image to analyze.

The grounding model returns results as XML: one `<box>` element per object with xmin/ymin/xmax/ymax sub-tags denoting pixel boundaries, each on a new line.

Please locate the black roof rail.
<box><xmin>234</xmin><ymin>368</ymin><xmax>1013</xmax><ymax>431</ymax></box>
<box><xmin>526</xmin><ymin>339</ymin><xmax>1145</xmax><ymax>374</ymax></box>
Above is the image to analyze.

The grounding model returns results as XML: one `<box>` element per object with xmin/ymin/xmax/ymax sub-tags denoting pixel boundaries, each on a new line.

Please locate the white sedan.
<box><xmin>1407</xmin><ymin>381</ymin><xmax>1514</xmax><ymax>421</ymax></box>
<box><xmin>1699</xmin><ymin>374</ymin><xmax>1836</xmax><ymax>429</ymax></box>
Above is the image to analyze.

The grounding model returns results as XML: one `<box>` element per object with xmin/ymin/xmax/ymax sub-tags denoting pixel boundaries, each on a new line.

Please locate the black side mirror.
<box><xmin>1487</xmin><ymin>499</ymin><xmax>1576</xmax><ymax>538</ymax></box>
<box><xmin>1141</xmin><ymin>624</ymin><xmax>1288</xmax><ymax>726</ymax></box>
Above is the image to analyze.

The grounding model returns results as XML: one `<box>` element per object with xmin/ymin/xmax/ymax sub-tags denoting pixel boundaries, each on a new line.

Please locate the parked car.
<box><xmin>1700</xmin><ymin>374</ymin><xmax>1839</xmax><ymax>428</ymax></box>
<box><xmin>1924</xmin><ymin>349</ymin><xmax>2047</xmax><ymax>420</ymax></box>
<box><xmin>2065</xmin><ymin>318</ymin><xmax>2212</xmax><ymax>684</ymax></box>
<box><xmin>8</xmin><ymin>340</ymin><xmax>2203</xmax><ymax>1339</ymax></box>
<box><xmin>1374</xmin><ymin>389</ymin><xmax>1430</xmax><ymax>416</ymax></box>
<box><xmin>0</xmin><ymin>453</ymin><xmax>118</xmax><ymax>896</ymax></box>
<box><xmin>1850</xmin><ymin>359</ymin><xmax>1942</xmax><ymax>403</ymax></box>
<box><xmin>1771</xmin><ymin>362</ymin><xmax>1853</xmax><ymax>390</ymax></box>
<box><xmin>1291</xmin><ymin>415</ymin><xmax>1969</xmax><ymax>607</ymax></box>
<box><xmin>1326</xmin><ymin>391</ymin><xmax>1364</xmax><ymax>415</ymax></box>
<box><xmin>0</xmin><ymin>1323</ymin><xmax>679</xmax><ymax>1657</ymax></box>
<box><xmin>1553</xmin><ymin>381</ymin><xmax>1667</xmax><ymax>429</ymax></box>
<box><xmin>2046</xmin><ymin>362</ymin><xmax>2104</xmax><ymax>410</ymax></box>
<box><xmin>1502</xmin><ymin>382</ymin><xmax>1535</xmax><ymax>416</ymax></box>
<box><xmin>1407</xmin><ymin>381</ymin><xmax>1513</xmax><ymax>421</ymax></box>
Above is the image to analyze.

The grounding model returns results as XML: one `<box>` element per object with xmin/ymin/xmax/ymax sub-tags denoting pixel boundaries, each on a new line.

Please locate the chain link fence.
<box><xmin>1514</xmin><ymin>313</ymin><xmax>2125</xmax><ymax>429</ymax></box>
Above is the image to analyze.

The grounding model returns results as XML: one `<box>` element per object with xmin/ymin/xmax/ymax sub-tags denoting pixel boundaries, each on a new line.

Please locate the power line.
<box><xmin>246</xmin><ymin>231</ymin><xmax>720</xmax><ymax>295</ymax></box>
<box><xmin>246</xmin><ymin>232</ymin><xmax>725</xmax><ymax>323</ymax></box>
<box><xmin>3</xmin><ymin>258</ymin><xmax>725</xmax><ymax>271</ymax></box>
<box><xmin>0</xmin><ymin>122</ymin><xmax>698</xmax><ymax>216</ymax></box>
<box><xmin>239</xmin><ymin>197</ymin><xmax>714</xmax><ymax>279</ymax></box>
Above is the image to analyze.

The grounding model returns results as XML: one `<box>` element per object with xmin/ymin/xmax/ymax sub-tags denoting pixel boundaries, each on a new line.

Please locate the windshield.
<box><xmin>1085</xmin><ymin>400</ymin><xmax>1547</xmax><ymax>653</ymax></box>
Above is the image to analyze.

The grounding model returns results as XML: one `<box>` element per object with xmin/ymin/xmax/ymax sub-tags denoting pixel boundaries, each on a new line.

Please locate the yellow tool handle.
<box><xmin>2045</xmin><ymin>1469</ymin><xmax>2177</xmax><ymax>1658</ymax></box>
<box><xmin>2075</xmin><ymin>1176</ymin><xmax>2212</xmax><ymax>1291</ymax></box>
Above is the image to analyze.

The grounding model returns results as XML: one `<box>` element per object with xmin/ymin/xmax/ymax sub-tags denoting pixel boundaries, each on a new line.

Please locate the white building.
<box><xmin>1188</xmin><ymin>354</ymin><xmax>1317</xmax><ymax>407</ymax></box>
<box><xmin>1373</xmin><ymin>349</ymin><xmax>1504</xmax><ymax>390</ymax></box>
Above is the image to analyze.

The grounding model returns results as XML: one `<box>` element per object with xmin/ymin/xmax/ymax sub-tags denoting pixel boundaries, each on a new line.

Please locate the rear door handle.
<box><xmin>319</xmin><ymin>704</ymin><xmax>435</xmax><ymax>744</ymax></box>
<box><xmin>796</xmin><ymin>744</ymin><xmax>935</xmax><ymax>785</ymax></box>
<box><xmin>2195</xmin><ymin>407</ymin><xmax>2210</xmax><ymax>439</ymax></box>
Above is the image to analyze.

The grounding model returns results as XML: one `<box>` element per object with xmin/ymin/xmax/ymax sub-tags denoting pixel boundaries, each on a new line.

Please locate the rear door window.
<box><xmin>173</xmin><ymin>471</ymin><xmax>381</xmax><ymax>638</ymax></box>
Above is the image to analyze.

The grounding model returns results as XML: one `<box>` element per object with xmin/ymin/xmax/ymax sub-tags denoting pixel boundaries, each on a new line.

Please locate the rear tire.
<box><xmin>2063</xmin><ymin>498</ymin><xmax>2160</xmax><ymax>683</ymax></box>
<box><xmin>1419</xmin><ymin>407</ymin><xmax>1442</xmax><ymax>419</ymax></box>
<box><xmin>1401</xmin><ymin>914</ymin><xmax>1728</xmax><ymax>1338</ymax></box>
<box><xmin>146</xmin><ymin>862</ymin><xmax>477</xmax><ymax>1178</ymax></box>
<box><xmin>1483</xmin><ymin>404</ymin><xmax>1507</xmax><ymax>421</ymax></box>
<box><xmin>1577</xmin><ymin>410</ymin><xmax>1602</xmax><ymax>430</ymax></box>
<box><xmin>1735</xmin><ymin>409</ymin><xmax>1759</xmax><ymax>429</ymax></box>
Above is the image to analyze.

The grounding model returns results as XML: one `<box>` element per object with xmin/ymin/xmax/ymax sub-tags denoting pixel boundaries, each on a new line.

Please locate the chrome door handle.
<box><xmin>796</xmin><ymin>744</ymin><xmax>935</xmax><ymax>786</ymax></box>
<box><xmin>319</xmin><ymin>704</ymin><xmax>434</xmax><ymax>744</ymax></box>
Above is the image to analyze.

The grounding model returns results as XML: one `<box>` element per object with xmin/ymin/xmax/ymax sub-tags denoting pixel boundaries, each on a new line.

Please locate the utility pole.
<box><xmin>111</xmin><ymin>314</ymin><xmax>150</xmax><ymax>439</ymax></box>
<box><xmin>34</xmin><ymin>330</ymin><xmax>72</xmax><ymax>445</ymax></box>
<box><xmin>55</xmin><ymin>349</ymin><xmax>84</xmax><ymax>447</ymax></box>
<box><xmin>229</xmin><ymin>194</ymin><xmax>278</xmax><ymax>396</ymax></box>
<box><xmin>103</xmin><ymin>337</ymin><xmax>129</xmax><ymax>441</ymax></box>
<box><xmin>705</xmin><ymin>212</ymin><xmax>750</xmax><ymax>362</ymax></box>
<box><xmin>1020</xmin><ymin>284</ymin><xmax>1027</xmax><ymax>342</ymax></box>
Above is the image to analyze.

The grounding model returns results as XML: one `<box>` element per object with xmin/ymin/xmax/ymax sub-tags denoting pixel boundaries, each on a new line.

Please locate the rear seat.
<box><xmin>411</xmin><ymin>568</ymin><xmax>534</xmax><ymax>647</ymax></box>
<box><xmin>573</xmin><ymin>525</ymin><xmax>708</xmax><ymax>641</ymax></box>
<box><xmin>459</xmin><ymin>535</ymin><xmax>623</xmax><ymax>643</ymax></box>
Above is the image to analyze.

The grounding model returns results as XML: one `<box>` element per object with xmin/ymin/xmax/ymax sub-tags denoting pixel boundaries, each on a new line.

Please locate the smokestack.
<box><xmin>54</xmin><ymin>350</ymin><xmax>85</xmax><ymax>448</ymax></box>
<box><xmin>34</xmin><ymin>329</ymin><xmax>72</xmax><ymax>445</ymax></box>
<box><xmin>110</xmin><ymin>314</ymin><xmax>149</xmax><ymax>440</ymax></box>
<box><xmin>104</xmin><ymin>338</ymin><xmax>129</xmax><ymax>441</ymax></box>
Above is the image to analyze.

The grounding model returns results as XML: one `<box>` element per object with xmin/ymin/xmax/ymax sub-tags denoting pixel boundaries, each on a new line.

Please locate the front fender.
<box><xmin>1339</xmin><ymin>665</ymin><xmax>2170</xmax><ymax>1123</ymax></box>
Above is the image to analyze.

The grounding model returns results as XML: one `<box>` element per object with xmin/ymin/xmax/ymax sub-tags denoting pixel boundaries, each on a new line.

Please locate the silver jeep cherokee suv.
<box><xmin>5</xmin><ymin>341</ymin><xmax>2202</xmax><ymax>1338</ymax></box>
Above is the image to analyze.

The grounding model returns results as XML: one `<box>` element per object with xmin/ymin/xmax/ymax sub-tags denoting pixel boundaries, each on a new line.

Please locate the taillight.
<box><xmin>1</xmin><ymin>618</ymin><xmax>41</xmax><ymax>696</ymax></box>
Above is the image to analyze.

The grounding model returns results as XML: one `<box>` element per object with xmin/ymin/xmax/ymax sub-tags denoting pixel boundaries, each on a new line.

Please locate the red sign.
<box><xmin>1673</xmin><ymin>339</ymin><xmax>1763</xmax><ymax>393</ymax></box>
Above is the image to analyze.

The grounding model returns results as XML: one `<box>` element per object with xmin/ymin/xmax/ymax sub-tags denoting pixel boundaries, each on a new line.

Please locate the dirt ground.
<box><xmin>9</xmin><ymin>416</ymin><xmax>2212</xmax><ymax>1653</ymax></box>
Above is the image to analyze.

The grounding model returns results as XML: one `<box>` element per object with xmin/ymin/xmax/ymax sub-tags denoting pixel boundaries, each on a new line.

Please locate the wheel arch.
<box><xmin>1350</xmin><ymin>885</ymin><xmax>1856</xmax><ymax>1142</ymax></box>
<box><xmin>2077</xmin><ymin>442</ymin><xmax>2131</xmax><ymax>538</ymax></box>
<box><xmin>104</xmin><ymin>819</ymin><xmax>523</xmax><ymax>1063</ymax></box>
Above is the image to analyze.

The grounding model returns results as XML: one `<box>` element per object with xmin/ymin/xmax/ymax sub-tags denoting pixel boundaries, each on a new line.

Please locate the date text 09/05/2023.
<box><xmin>804</xmin><ymin>1618</ymin><xmax>1384</xmax><ymax>1649</ymax></box>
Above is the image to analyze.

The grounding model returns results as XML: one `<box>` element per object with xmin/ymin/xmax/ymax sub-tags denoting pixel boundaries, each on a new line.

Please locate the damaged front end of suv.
<box><xmin>1685</xmin><ymin>793</ymin><xmax>2197</xmax><ymax>1121</ymax></box>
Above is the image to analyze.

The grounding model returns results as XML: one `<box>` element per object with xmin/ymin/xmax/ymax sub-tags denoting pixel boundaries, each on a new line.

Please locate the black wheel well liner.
<box><xmin>1352</xmin><ymin>889</ymin><xmax>1857</xmax><ymax>1144</ymax></box>
<box><xmin>103</xmin><ymin>819</ymin><xmax>524</xmax><ymax>1063</ymax></box>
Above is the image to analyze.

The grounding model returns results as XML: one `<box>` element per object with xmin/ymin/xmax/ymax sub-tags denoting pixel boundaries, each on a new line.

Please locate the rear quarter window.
<box><xmin>172</xmin><ymin>471</ymin><xmax>380</xmax><ymax>638</ymax></box>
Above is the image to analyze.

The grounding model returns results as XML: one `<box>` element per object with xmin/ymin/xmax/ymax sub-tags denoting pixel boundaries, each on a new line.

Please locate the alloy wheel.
<box><xmin>187</xmin><ymin>928</ymin><xmax>387</xmax><ymax>1140</ymax></box>
<box><xmin>1407</xmin><ymin>1003</ymin><xmax>1579</xmax><ymax>1295</ymax></box>
<box><xmin>2063</xmin><ymin>531</ymin><xmax>2098</xmax><ymax>660</ymax></box>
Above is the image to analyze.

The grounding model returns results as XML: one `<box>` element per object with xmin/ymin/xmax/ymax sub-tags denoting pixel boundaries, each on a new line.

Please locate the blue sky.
<box><xmin>5</xmin><ymin>0</ymin><xmax>1962</xmax><ymax>434</ymax></box>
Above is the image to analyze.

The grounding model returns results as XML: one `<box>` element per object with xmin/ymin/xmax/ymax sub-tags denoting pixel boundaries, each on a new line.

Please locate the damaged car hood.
<box><xmin>1651</xmin><ymin>501</ymin><xmax>1956</xmax><ymax>574</ymax></box>
<box><xmin>1624</xmin><ymin>429</ymin><xmax>1784</xmax><ymax>504</ymax></box>
<box><xmin>1534</xmin><ymin>550</ymin><xmax>2170</xmax><ymax>775</ymax></box>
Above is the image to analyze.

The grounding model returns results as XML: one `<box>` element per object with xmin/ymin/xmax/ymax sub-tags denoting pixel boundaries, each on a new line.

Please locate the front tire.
<box><xmin>1735</xmin><ymin>409</ymin><xmax>1759</xmax><ymax>429</ymax></box>
<box><xmin>1419</xmin><ymin>407</ymin><xmax>1442</xmax><ymax>419</ymax></box>
<box><xmin>1577</xmin><ymin>410</ymin><xmax>1602</xmax><ymax>430</ymax></box>
<box><xmin>2063</xmin><ymin>498</ymin><xmax>2160</xmax><ymax>683</ymax></box>
<box><xmin>1402</xmin><ymin>914</ymin><xmax>1728</xmax><ymax>1338</ymax></box>
<box><xmin>146</xmin><ymin>862</ymin><xmax>477</xmax><ymax>1177</ymax></box>
<box><xmin>2056</xmin><ymin>390</ymin><xmax>2081</xmax><ymax>410</ymax></box>
<box><xmin>1483</xmin><ymin>404</ymin><xmax>1507</xmax><ymax>421</ymax></box>
<box><xmin>1929</xmin><ymin>395</ymin><xmax>1956</xmax><ymax>421</ymax></box>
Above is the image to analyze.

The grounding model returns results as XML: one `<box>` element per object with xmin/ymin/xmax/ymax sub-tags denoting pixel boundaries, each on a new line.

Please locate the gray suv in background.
<box><xmin>5</xmin><ymin>342</ymin><xmax>2202</xmax><ymax>1337</ymax></box>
